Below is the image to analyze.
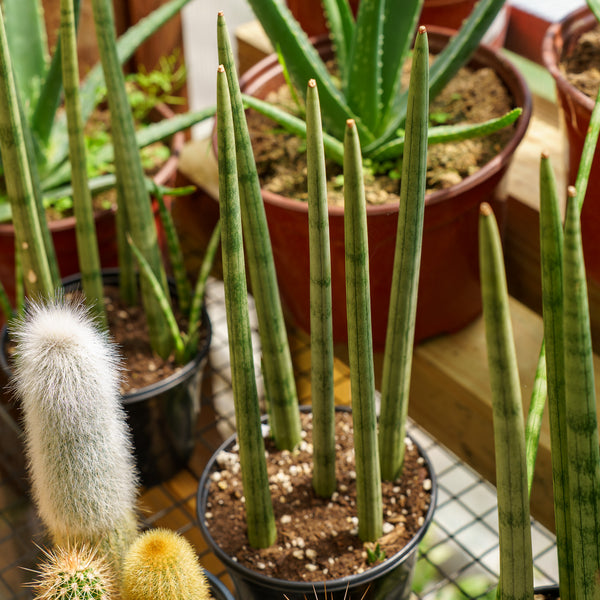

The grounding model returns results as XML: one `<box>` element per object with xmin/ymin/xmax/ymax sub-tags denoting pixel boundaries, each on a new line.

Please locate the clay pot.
<box><xmin>542</xmin><ymin>7</ymin><xmax>600</xmax><ymax>284</ymax></box>
<box><xmin>238</xmin><ymin>30</ymin><xmax>532</xmax><ymax>349</ymax></box>
<box><xmin>0</xmin><ymin>103</ymin><xmax>184</xmax><ymax>322</ymax></box>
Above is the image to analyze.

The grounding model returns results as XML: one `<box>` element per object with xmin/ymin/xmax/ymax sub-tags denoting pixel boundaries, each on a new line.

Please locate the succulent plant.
<box><xmin>121</xmin><ymin>529</ymin><xmax>213</xmax><ymax>600</ymax></box>
<box><xmin>30</xmin><ymin>544</ymin><xmax>114</xmax><ymax>600</ymax></box>
<box><xmin>11</xmin><ymin>300</ymin><xmax>138</xmax><ymax>568</ymax></box>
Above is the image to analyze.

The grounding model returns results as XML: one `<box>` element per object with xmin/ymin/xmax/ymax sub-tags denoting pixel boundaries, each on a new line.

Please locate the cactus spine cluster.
<box><xmin>11</xmin><ymin>300</ymin><xmax>139</xmax><ymax>567</ymax></box>
<box><xmin>121</xmin><ymin>529</ymin><xmax>213</xmax><ymax>600</ymax></box>
<box><xmin>31</xmin><ymin>544</ymin><xmax>114</xmax><ymax>600</ymax></box>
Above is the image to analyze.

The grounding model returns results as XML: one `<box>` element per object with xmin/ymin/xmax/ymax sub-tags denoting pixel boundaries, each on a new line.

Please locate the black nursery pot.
<box><xmin>204</xmin><ymin>568</ymin><xmax>236</xmax><ymax>600</ymax></box>
<box><xmin>0</xmin><ymin>269</ymin><xmax>212</xmax><ymax>488</ymax></box>
<box><xmin>534</xmin><ymin>585</ymin><xmax>559</xmax><ymax>599</ymax></box>
<box><xmin>196</xmin><ymin>407</ymin><xmax>437</xmax><ymax>600</ymax></box>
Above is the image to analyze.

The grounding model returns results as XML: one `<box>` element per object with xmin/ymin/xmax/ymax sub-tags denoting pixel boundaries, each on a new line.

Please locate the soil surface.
<box><xmin>561</xmin><ymin>24</ymin><xmax>600</xmax><ymax>99</ymax></box>
<box><xmin>247</xmin><ymin>61</ymin><xmax>516</xmax><ymax>207</ymax></box>
<box><xmin>202</xmin><ymin>410</ymin><xmax>433</xmax><ymax>583</ymax></box>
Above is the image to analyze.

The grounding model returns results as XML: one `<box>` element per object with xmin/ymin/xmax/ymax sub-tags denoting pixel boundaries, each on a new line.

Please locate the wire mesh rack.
<box><xmin>0</xmin><ymin>278</ymin><xmax>558</xmax><ymax>599</ymax></box>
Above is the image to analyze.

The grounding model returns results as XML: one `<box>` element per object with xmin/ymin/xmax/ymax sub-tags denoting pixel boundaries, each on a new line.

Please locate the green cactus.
<box><xmin>31</xmin><ymin>544</ymin><xmax>114</xmax><ymax>600</ymax></box>
<box><xmin>11</xmin><ymin>300</ymin><xmax>139</xmax><ymax>568</ymax></box>
<box><xmin>121</xmin><ymin>529</ymin><xmax>213</xmax><ymax>600</ymax></box>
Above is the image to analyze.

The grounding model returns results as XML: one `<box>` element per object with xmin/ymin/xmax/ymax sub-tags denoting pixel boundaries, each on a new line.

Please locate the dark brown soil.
<box><xmin>247</xmin><ymin>62</ymin><xmax>515</xmax><ymax>206</ymax></box>
<box><xmin>202</xmin><ymin>411</ymin><xmax>433</xmax><ymax>583</ymax></box>
<box><xmin>561</xmin><ymin>24</ymin><xmax>600</xmax><ymax>99</ymax></box>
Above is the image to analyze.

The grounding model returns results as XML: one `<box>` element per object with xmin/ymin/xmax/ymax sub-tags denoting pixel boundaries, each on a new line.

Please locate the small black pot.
<box><xmin>0</xmin><ymin>269</ymin><xmax>212</xmax><ymax>488</ymax></box>
<box><xmin>204</xmin><ymin>568</ymin><xmax>236</xmax><ymax>600</ymax></box>
<box><xmin>534</xmin><ymin>585</ymin><xmax>559</xmax><ymax>599</ymax></box>
<box><xmin>196</xmin><ymin>407</ymin><xmax>437</xmax><ymax>600</ymax></box>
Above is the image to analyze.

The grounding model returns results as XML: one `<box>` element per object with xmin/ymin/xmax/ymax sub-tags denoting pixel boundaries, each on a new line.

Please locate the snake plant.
<box><xmin>242</xmin><ymin>0</ymin><xmax>522</xmax><ymax>170</ymax></box>
<box><xmin>0</xmin><ymin>0</ymin><xmax>218</xmax><ymax>363</ymax></box>
<box><xmin>217</xmin><ymin>14</ymin><xmax>429</xmax><ymax>547</ymax></box>
<box><xmin>479</xmin><ymin>154</ymin><xmax>600</xmax><ymax>600</ymax></box>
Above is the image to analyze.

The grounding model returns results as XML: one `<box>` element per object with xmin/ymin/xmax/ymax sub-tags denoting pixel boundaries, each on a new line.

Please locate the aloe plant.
<box><xmin>241</xmin><ymin>0</ymin><xmax>521</xmax><ymax>170</ymax></box>
<box><xmin>216</xmin><ymin>17</ymin><xmax>430</xmax><ymax>549</ymax></box>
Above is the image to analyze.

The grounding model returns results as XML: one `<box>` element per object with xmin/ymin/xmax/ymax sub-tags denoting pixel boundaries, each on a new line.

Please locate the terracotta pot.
<box><xmin>285</xmin><ymin>0</ymin><xmax>360</xmax><ymax>37</ymax></box>
<box><xmin>197</xmin><ymin>406</ymin><xmax>437</xmax><ymax>600</ymax></box>
<box><xmin>0</xmin><ymin>103</ymin><xmax>184</xmax><ymax>322</ymax></box>
<box><xmin>238</xmin><ymin>31</ymin><xmax>532</xmax><ymax>349</ymax></box>
<box><xmin>542</xmin><ymin>7</ymin><xmax>600</xmax><ymax>284</ymax></box>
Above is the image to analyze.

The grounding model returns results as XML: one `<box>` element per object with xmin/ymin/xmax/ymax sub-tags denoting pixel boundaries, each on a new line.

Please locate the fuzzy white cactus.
<box><xmin>11</xmin><ymin>299</ymin><xmax>139</xmax><ymax>566</ymax></box>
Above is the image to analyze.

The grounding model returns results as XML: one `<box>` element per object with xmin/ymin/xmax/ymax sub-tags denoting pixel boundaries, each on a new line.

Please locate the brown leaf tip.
<box><xmin>346</xmin><ymin>118</ymin><xmax>356</xmax><ymax>127</ymax></box>
<box><xmin>418</xmin><ymin>25</ymin><xmax>427</xmax><ymax>34</ymax></box>
<box><xmin>218</xmin><ymin>10</ymin><xmax>224</xmax><ymax>17</ymax></box>
<box><xmin>308</xmin><ymin>79</ymin><xmax>317</xmax><ymax>88</ymax></box>
<box><xmin>218</xmin><ymin>64</ymin><xmax>225</xmax><ymax>73</ymax></box>
<box><xmin>567</xmin><ymin>185</ymin><xmax>577</xmax><ymax>198</ymax></box>
<box><xmin>541</xmin><ymin>150</ymin><xmax>550</xmax><ymax>159</ymax></box>
<box><xmin>480</xmin><ymin>202</ymin><xmax>493</xmax><ymax>217</ymax></box>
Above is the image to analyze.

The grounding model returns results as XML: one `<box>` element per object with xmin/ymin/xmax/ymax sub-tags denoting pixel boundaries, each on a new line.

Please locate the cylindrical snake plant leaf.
<box><xmin>479</xmin><ymin>202</ymin><xmax>533</xmax><ymax>600</ymax></box>
<box><xmin>90</xmin><ymin>0</ymin><xmax>172</xmax><ymax>359</ymax></box>
<box><xmin>217</xmin><ymin>63</ymin><xmax>276</xmax><ymax>549</ymax></box>
<box><xmin>539</xmin><ymin>152</ymin><xmax>573</xmax><ymax>600</ymax></box>
<box><xmin>378</xmin><ymin>26</ymin><xmax>429</xmax><ymax>482</ymax></box>
<box><xmin>306</xmin><ymin>79</ymin><xmax>336</xmax><ymax>498</ymax></box>
<box><xmin>344</xmin><ymin>118</ymin><xmax>382</xmax><ymax>543</ymax></box>
<box><xmin>562</xmin><ymin>187</ymin><xmax>600</xmax><ymax>600</ymax></box>
<box><xmin>217</xmin><ymin>12</ymin><xmax>301</xmax><ymax>451</ymax></box>
<box><xmin>60</xmin><ymin>0</ymin><xmax>106</xmax><ymax>329</ymax></box>
<box><xmin>0</xmin><ymin>4</ymin><xmax>55</xmax><ymax>299</ymax></box>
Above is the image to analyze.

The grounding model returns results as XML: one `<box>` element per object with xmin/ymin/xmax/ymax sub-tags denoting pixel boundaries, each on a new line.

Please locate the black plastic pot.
<box><xmin>196</xmin><ymin>407</ymin><xmax>437</xmax><ymax>600</ymax></box>
<box><xmin>534</xmin><ymin>585</ymin><xmax>559</xmax><ymax>599</ymax></box>
<box><xmin>0</xmin><ymin>268</ymin><xmax>212</xmax><ymax>488</ymax></box>
<box><xmin>204</xmin><ymin>568</ymin><xmax>236</xmax><ymax>600</ymax></box>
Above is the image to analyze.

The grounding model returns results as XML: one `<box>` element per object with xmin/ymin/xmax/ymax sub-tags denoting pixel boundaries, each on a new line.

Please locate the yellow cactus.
<box><xmin>122</xmin><ymin>529</ymin><xmax>213</xmax><ymax>600</ymax></box>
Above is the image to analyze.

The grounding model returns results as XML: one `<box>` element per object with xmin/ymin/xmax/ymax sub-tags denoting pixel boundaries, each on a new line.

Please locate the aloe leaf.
<box><xmin>3</xmin><ymin>0</ymin><xmax>48</xmax><ymax>115</ymax></box>
<box><xmin>562</xmin><ymin>188</ymin><xmax>600</xmax><ymax>600</ymax></box>
<box><xmin>42</xmin><ymin>106</ymin><xmax>216</xmax><ymax>191</ymax></box>
<box><xmin>91</xmin><ymin>0</ymin><xmax>172</xmax><ymax>359</ymax></box>
<box><xmin>154</xmin><ymin>186</ymin><xmax>191</xmax><ymax>315</ymax></box>
<box><xmin>321</xmin><ymin>0</ymin><xmax>354</xmax><ymax>80</ymax></box>
<box><xmin>185</xmin><ymin>220</ymin><xmax>221</xmax><ymax>361</ymax></box>
<box><xmin>378</xmin><ymin>28</ymin><xmax>428</xmax><ymax>481</ymax></box>
<box><xmin>127</xmin><ymin>234</ymin><xmax>185</xmax><ymax>362</ymax></box>
<box><xmin>373</xmin><ymin>0</ymin><xmax>507</xmax><ymax>149</ymax></box>
<box><xmin>343</xmin><ymin>118</ymin><xmax>382</xmax><ymax>543</ymax></box>
<box><xmin>218</xmin><ymin>13</ymin><xmax>301</xmax><ymax>451</ymax></box>
<box><xmin>48</xmin><ymin>0</ymin><xmax>196</xmax><ymax>171</ymax></box>
<box><xmin>60</xmin><ymin>0</ymin><xmax>106</xmax><ymax>329</ymax></box>
<box><xmin>378</xmin><ymin>0</ymin><xmax>424</xmax><ymax>132</ymax></box>
<box><xmin>0</xmin><ymin>7</ymin><xmax>54</xmax><ymax>299</ymax></box>
<box><xmin>587</xmin><ymin>0</ymin><xmax>600</xmax><ymax>26</ymax></box>
<box><xmin>243</xmin><ymin>0</ymin><xmax>367</xmax><ymax>143</ymax></box>
<box><xmin>370</xmin><ymin>108</ymin><xmax>522</xmax><ymax>162</ymax></box>
<box><xmin>216</xmin><ymin>63</ymin><xmax>276</xmax><ymax>550</ymax></box>
<box><xmin>306</xmin><ymin>80</ymin><xmax>336</xmax><ymax>498</ymax></box>
<box><xmin>242</xmin><ymin>93</ymin><xmax>345</xmax><ymax>164</ymax></box>
<box><xmin>344</xmin><ymin>0</ymin><xmax>385</xmax><ymax>132</ymax></box>
<box><xmin>479</xmin><ymin>203</ymin><xmax>533</xmax><ymax>600</ymax></box>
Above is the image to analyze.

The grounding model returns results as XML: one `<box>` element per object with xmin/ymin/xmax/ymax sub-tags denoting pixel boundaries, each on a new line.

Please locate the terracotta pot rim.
<box><xmin>541</xmin><ymin>5</ymin><xmax>596</xmax><ymax>114</ymax></box>
<box><xmin>238</xmin><ymin>27</ymin><xmax>532</xmax><ymax>217</ymax></box>
<box><xmin>0</xmin><ymin>102</ymin><xmax>184</xmax><ymax>234</ymax></box>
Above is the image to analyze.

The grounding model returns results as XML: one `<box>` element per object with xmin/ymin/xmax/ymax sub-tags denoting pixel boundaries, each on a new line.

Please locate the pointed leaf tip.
<box><xmin>218</xmin><ymin>10</ymin><xmax>224</xmax><ymax>16</ymax></box>
<box><xmin>567</xmin><ymin>185</ymin><xmax>577</xmax><ymax>198</ymax></box>
<box><xmin>418</xmin><ymin>26</ymin><xmax>427</xmax><ymax>34</ymax></box>
<box><xmin>308</xmin><ymin>79</ymin><xmax>316</xmax><ymax>88</ymax></box>
<box><xmin>346</xmin><ymin>118</ymin><xmax>356</xmax><ymax>128</ymax></box>
<box><xmin>218</xmin><ymin>64</ymin><xmax>225</xmax><ymax>73</ymax></box>
<box><xmin>480</xmin><ymin>202</ymin><xmax>493</xmax><ymax>217</ymax></box>
<box><xmin>541</xmin><ymin>150</ymin><xmax>550</xmax><ymax>160</ymax></box>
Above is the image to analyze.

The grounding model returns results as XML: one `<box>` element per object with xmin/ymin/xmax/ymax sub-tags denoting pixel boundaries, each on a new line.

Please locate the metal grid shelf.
<box><xmin>0</xmin><ymin>278</ymin><xmax>558</xmax><ymax>599</ymax></box>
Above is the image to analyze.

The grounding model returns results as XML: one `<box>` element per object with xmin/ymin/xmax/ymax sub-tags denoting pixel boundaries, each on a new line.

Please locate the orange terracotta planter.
<box><xmin>543</xmin><ymin>7</ymin><xmax>600</xmax><ymax>284</ymax></box>
<box><xmin>238</xmin><ymin>30</ymin><xmax>532</xmax><ymax>349</ymax></box>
